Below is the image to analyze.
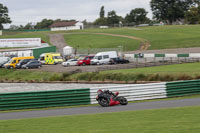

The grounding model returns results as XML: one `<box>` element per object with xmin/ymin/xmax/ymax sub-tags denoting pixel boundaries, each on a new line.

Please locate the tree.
<box><xmin>9</xmin><ymin>25</ymin><xmax>19</xmax><ymax>30</ymax></box>
<box><xmin>107</xmin><ymin>10</ymin><xmax>120</xmax><ymax>25</ymax></box>
<box><xmin>185</xmin><ymin>6</ymin><xmax>200</xmax><ymax>24</ymax></box>
<box><xmin>125</xmin><ymin>8</ymin><xmax>149</xmax><ymax>25</ymax></box>
<box><xmin>100</xmin><ymin>6</ymin><xmax>105</xmax><ymax>18</ymax></box>
<box><xmin>93</xmin><ymin>6</ymin><xmax>107</xmax><ymax>25</ymax></box>
<box><xmin>34</xmin><ymin>19</ymin><xmax>54</xmax><ymax>29</ymax></box>
<box><xmin>0</xmin><ymin>3</ymin><xmax>11</xmax><ymax>29</ymax></box>
<box><xmin>150</xmin><ymin>0</ymin><xmax>197</xmax><ymax>24</ymax></box>
<box><xmin>24</xmin><ymin>22</ymin><xmax>34</xmax><ymax>29</ymax></box>
<box><xmin>93</xmin><ymin>18</ymin><xmax>108</xmax><ymax>25</ymax></box>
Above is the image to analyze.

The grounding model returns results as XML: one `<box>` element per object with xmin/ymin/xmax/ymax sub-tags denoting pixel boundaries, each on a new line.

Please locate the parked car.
<box><xmin>62</xmin><ymin>59</ymin><xmax>78</xmax><ymax>67</ymax></box>
<box><xmin>0</xmin><ymin>60</ymin><xmax>10</xmax><ymax>68</ymax></box>
<box><xmin>109</xmin><ymin>57</ymin><xmax>129</xmax><ymax>64</ymax></box>
<box><xmin>22</xmin><ymin>60</ymin><xmax>42</xmax><ymax>69</ymax></box>
<box><xmin>77</xmin><ymin>56</ymin><xmax>94</xmax><ymax>66</ymax></box>
<box><xmin>91</xmin><ymin>51</ymin><xmax>118</xmax><ymax>65</ymax></box>
<box><xmin>16</xmin><ymin>59</ymin><xmax>37</xmax><ymax>69</ymax></box>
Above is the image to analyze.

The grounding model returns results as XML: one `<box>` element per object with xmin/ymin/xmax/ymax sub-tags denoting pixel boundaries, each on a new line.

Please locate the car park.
<box><xmin>109</xmin><ymin>57</ymin><xmax>129</xmax><ymax>64</ymax></box>
<box><xmin>62</xmin><ymin>59</ymin><xmax>78</xmax><ymax>67</ymax></box>
<box><xmin>22</xmin><ymin>60</ymin><xmax>42</xmax><ymax>69</ymax></box>
<box><xmin>77</xmin><ymin>56</ymin><xmax>94</xmax><ymax>66</ymax></box>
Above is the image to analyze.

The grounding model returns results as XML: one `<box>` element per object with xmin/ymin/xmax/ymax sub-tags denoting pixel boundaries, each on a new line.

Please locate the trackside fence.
<box><xmin>0</xmin><ymin>88</ymin><xmax>90</xmax><ymax>111</ymax></box>
<box><xmin>0</xmin><ymin>79</ymin><xmax>200</xmax><ymax>111</ymax></box>
<box><xmin>90</xmin><ymin>82</ymin><xmax>167</xmax><ymax>104</ymax></box>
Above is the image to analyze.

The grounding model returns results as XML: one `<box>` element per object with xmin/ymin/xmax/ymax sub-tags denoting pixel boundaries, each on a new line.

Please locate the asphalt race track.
<box><xmin>1</xmin><ymin>98</ymin><xmax>200</xmax><ymax>120</ymax></box>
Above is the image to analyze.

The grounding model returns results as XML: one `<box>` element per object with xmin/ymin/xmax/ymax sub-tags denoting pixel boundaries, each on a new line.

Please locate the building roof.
<box><xmin>50</xmin><ymin>21</ymin><xmax>78</xmax><ymax>28</ymax></box>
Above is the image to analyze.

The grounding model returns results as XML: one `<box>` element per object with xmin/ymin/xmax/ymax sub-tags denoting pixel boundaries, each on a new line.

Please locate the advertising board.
<box><xmin>0</xmin><ymin>38</ymin><xmax>41</xmax><ymax>48</ymax></box>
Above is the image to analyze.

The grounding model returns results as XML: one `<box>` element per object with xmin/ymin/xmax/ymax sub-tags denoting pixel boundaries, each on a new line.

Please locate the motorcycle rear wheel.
<box><xmin>98</xmin><ymin>97</ymin><xmax>109</xmax><ymax>107</ymax></box>
<box><xmin>117</xmin><ymin>96</ymin><xmax>128</xmax><ymax>105</ymax></box>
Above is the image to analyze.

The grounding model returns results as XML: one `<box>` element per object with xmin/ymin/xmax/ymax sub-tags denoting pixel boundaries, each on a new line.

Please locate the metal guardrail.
<box><xmin>1</xmin><ymin>79</ymin><xmax>200</xmax><ymax>111</ymax></box>
<box><xmin>0</xmin><ymin>88</ymin><xmax>90</xmax><ymax>111</ymax></box>
<box><xmin>90</xmin><ymin>83</ymin><xmax>167</xmax><ymax>104</ymax></box>
<box><xmin>166</xmin><ymin>80</ymin><xmax>200</xmax><ymax>97</ymax></box>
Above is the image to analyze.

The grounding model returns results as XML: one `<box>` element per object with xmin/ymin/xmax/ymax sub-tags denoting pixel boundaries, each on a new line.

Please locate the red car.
<box><xmin>77</xmin><ymin>56</ymin><xmax>94</xmax><ymax>66</ymax></box>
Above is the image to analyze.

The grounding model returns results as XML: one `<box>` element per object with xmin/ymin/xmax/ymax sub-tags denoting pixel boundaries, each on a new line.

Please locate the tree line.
<box><xmin>0</xmin><ymin>0</ymin><xmax>200</xmax><ymax>30</ymax></box>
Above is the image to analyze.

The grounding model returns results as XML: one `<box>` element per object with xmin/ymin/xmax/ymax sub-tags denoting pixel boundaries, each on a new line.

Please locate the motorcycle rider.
<box><xmin>98</xmin><ymin>89</ymin><xmax>119</xmax><ymax>99</ymax></box>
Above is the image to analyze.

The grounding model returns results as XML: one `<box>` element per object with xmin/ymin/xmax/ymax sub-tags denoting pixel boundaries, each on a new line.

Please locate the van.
<box><xmin>4</xmin><ymin>56</ymin><xmax>34</xmax><ymax>69</ymax></box>
<box><xmin>0</xmin><ymin>57</ymin><xmax>10</xmax><ymax>64</ymax></box>
<box><xmin>0</xmin><ymin>57</ymin><xmax>10</xmax><ymax>68</ymax></box>
<box><xmin>39</xmin><ymin>53</ymin><xmax>63</xmax><ymax>65</ymax></box>
<box><xmin>91</xmin><ymin>51</ymin><xmax>118</xmax><ymax>65</ymax></box>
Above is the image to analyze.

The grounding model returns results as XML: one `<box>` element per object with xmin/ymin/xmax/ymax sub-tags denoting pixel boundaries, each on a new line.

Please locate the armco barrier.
<box><xmin>90</xmin><ymin>82</ymin><xmax>167</xmax><ymax>104</ymax></box>
<box><xmin>166</xmin><ymin>79</ymin><xmax>200</xmax><ymax>97</ymax></box>
<box><xmin>0</xmin><ymin>88</ymin><xmax>90</xmax><ymax>111</ymax></box>
<box><xmin>1</xmin><ymin>79</ymin><xmax>200</xmax><ymax>111</ymax></box>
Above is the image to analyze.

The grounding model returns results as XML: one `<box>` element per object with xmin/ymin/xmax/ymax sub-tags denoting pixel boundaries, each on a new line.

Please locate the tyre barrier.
<box><xmin>0</xmin><ymin>79</ymin><xmax>200</xmax><ymax>111</ymax></box>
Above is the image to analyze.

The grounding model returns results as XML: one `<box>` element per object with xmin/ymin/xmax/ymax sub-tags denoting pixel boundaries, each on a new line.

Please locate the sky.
<box><xmin>1</xmin><ymin>0</ymin><xmax>152</xmax><ymax>28</ymax></box>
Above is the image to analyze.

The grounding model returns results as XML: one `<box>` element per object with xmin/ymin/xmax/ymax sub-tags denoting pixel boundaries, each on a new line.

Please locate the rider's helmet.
<box><xmin>97</xmin><ymin>89</ymin><xmax>103</xmax><ymax>94</ymax></box>
<box><xmin>115</xmin><ymin>91</ymin><xmax>119</xmax><ymax>96</ymax></box>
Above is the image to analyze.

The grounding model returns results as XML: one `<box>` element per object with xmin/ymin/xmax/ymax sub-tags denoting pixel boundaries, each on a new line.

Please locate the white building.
<box><xmin>50</xmin><ymin>21</ymin><xmax>84</xmax><ymax>31</ymax></box>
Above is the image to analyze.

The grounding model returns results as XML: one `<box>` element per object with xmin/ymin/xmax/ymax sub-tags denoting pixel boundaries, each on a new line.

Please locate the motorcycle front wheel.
<box><xmin>117</xmin><ymin>96</ymin><xmax>128</xmax><ymax>105</ymax></box>
<box><xmin>98</xmin><ymin>97</ymin><xmax>109</xmax><ymax>107</ymax></box>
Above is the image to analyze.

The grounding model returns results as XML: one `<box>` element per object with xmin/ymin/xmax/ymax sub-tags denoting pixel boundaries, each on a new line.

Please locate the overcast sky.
<box><xmin>1</xmin><ymin>0</ymin><xmax>152</xmax><ymax>28</ymax></box>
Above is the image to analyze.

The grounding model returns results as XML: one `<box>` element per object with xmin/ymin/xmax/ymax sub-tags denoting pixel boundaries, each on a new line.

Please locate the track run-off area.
<box><xmin>1</xmin><ymin>97</ymin><xmax>200</xmax><ymax>120</ymax></box>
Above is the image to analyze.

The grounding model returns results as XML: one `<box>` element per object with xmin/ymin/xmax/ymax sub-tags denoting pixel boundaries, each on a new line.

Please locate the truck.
<box><xmin>4</xmin><ymin>56</ymin><xmax>34</xmax><ymax>69</ymax></box>
<box><xmin>91</xmin><ymin>51</ymin><xmax>118</xmax><ymax>65</ymax></box>
<box><xmin>39</xmin><ymin>53</ymin><xmax>63</xmax><ymax>65</ymax></box>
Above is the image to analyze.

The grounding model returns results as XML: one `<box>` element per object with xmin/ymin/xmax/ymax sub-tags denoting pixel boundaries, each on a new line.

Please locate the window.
<box><xmin>12</xmin><ymin>60</ymin><xmax>16</xmax><ymax>63</ymax></box>
<box><xmin>89</xmin><ymin>56</ymin><xmax>94</xmax><ymax>59</ymax></box>
<box><xmin>85</xmin><ymin>57</ymin><xmax>89</xmax><ymax>60</ymax></box>
<box><xmin>40</xmin><ymin>57</ymin><xmax>45</xmax><ymax>61</ymax></box>
<box><xmin>98</xmin><ymin>56</ymin><xmax>102</xmax><ymax>60</ymax></box>
<box><xmin>103</xmin><ymin>55</ymin><xmax>109</xmax><ymax>59</ymax></box>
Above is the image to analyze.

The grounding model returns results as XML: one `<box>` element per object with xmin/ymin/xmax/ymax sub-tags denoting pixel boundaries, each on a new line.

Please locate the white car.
<box><xmin>62</xmin><ymin>59</ymin><xmax>78</xmax><ymax>67</ymax></box>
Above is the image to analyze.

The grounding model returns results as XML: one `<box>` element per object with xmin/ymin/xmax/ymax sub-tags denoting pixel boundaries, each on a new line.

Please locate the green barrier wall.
<box><xmin>0</xmin><ymin>88</ymin><xmax>90</xmax><ymax>111</ymax></box>
<box><xmin>166</xmin><ymin>79</ymin><xmax>200</xmax><ymax>97</ymax></box>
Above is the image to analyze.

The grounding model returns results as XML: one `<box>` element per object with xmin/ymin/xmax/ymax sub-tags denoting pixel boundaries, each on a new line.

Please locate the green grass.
<box><xmin>101</xmin><ymin>62</ymin><xmax>200</xmax><ymax>76</ymax></box>
<box><xmin>64</xmin><ymin>33</ymin><xmax>140</xmax><ymax>51</ymax></box>
<box><xmin>1</xmin><ymin>106</ymin><xmax>200</xmax><ymax>133</ymax></box>
<box><xmin>0</xmin><ymin>69</ymin><xmax>61</xmax><ymax>81</ymax></box>
<box><xmin>2</xmin><ymin>25</ymin><xmax>200</xmax><ymax>50</ymax></box>
<box><xmin>69</xmin><ymin>25</ymin><xmax>200</xmax><ymax>50</ymax></box>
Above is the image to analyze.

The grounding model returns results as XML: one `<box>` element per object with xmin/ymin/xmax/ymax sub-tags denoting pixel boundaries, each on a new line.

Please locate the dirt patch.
<box><xmin>49</xmin><ymin>34</ymin><xmax>67</xmax><ymax>54</ymax></box>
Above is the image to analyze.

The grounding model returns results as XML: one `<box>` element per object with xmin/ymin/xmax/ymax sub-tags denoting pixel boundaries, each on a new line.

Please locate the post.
<box><xmin>145</xmin><ymin>58</ymin><xmax>147</xmax><ymax>67</ymax></box>
<box><xmin>170</xmin><ymin>57</ymin><xmax>172</xmax><ymax>64</ymax></box>
<box><xmin>136</xmin><ymin>57</ymin><xmax>138</xmax><ymax>68</ymax></box>
<box><xmin>0</xmin><ymin>30</ymin><xmax>2</xmax><ymax>36</ymax></box>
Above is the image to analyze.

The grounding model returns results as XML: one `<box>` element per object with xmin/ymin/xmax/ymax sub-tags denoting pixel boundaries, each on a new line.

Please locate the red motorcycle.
<box><xmin>96</xmin><ymin>89</ymin><xmax>128</xmax><ymax>107</ymax></box>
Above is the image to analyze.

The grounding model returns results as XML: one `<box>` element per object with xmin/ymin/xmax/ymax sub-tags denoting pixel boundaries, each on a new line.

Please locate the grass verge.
<box><xmin>1</xmin><ymin>105</ymin><xmax>200</xmax><ymax>133</ymax></box>
<box><xmin>1</xmin><ymin>63</ymin><xmax>200</xmax><ymax>82</ymax></box>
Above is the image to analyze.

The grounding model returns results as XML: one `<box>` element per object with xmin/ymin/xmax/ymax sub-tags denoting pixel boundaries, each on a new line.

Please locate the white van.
<box><xmin>0</xmin><ymin>57</ymin><xmax>10</xmax><ymax>64</ymax></box>
<box><xmin>91</xmin><ymin>51</ymin><xmax>118</xmax><ymax>65</ymax></box>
